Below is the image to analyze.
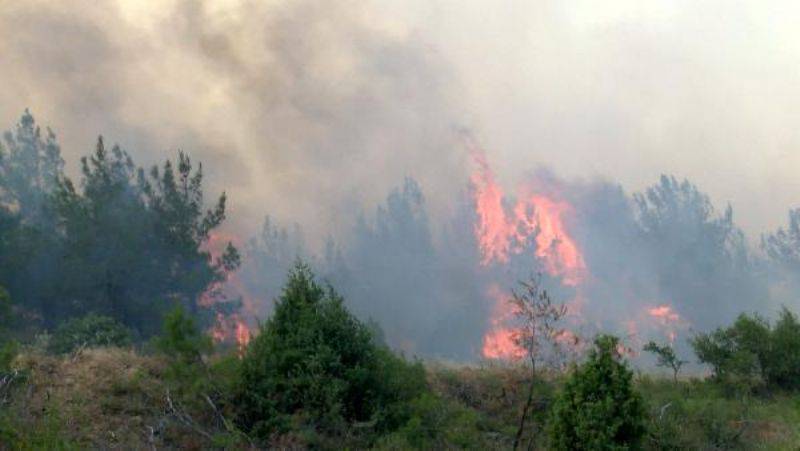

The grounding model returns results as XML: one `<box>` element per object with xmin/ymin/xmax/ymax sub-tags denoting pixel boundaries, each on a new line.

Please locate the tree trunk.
<box><xmin>513</xmin><ymin>363</ymin><xmax>536</xmax><ymax>451</ymax></box>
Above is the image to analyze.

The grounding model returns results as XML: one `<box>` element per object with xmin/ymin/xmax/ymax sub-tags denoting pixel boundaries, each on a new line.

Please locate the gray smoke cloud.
<box><xmin>4</xmin><ymin>0</ymin><xmax>800</xmax><ymax>238</ymax></box>
<box><xmin>239</xmin><ymin>168</ymin><xmax>794</xmax><ymax>361</ymax></box>
<box><xmin>0</xmin><ymin>0</ymin><xmax>469</xmax><ymax>240</ymax></box>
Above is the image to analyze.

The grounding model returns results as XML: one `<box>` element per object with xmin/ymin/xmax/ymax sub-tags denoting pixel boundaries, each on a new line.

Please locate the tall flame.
<box><xmin>471</xmin><ymin>151</ymin><xmax>514</xmax><ymax>265</ymax></box>
<box><xmin>470</xmin><ymin>144</ymin><xmax>586</xmax><ymax>359</ymax></box>
<box><xmin>514</xmin><ymin>195</ymin><xmax>585</xmax><ymax>286</ymax></box>
<box><xmin>470</xmin><ymin>150</ymin><xmax>585</xmax><ymax>284</ymax></box>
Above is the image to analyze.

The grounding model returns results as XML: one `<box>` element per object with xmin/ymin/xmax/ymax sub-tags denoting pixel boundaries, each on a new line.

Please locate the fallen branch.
<box><xmin>658</xmin><ymin>402</ymin><xmax>672</xmax><ymax>420</ymax></box>
<box><xmin>165</xmin><ymin>389</ymin><xmax>213</xmax><ymax>441</ymax></box>
<box><xmin>203</xmin><ymin>393</ymin><xmax>256</xmax><ymax>447</ymax></box>
<box><xmin>0</xmin><ymin>369</ymin><xmax>19</xmax><ymax>404</ymax></box>
<box><xmin>145</xmin><ymin>425</ymin><xmax>157</xmax><ymax>451</ymax></box>
<box><xmin>71</xmin><ymin>342</ymin><xmax>88</xmax><ymax>362</ymax></box>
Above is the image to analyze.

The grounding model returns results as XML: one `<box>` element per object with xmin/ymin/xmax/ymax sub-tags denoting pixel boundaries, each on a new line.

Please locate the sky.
<box><xmin>2</xmin><ymin>0</ymin><xmax>800</xmax><ymax>243</ymax></box>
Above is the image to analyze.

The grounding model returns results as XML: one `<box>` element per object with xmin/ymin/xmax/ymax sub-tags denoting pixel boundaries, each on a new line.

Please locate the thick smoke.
<box><xmin>241</xmin><ymin>178</ymin><xmax>488</xmax><ymax>359</ymax></box>
<box><xmin>0</xmin><ymin>0</ymin><xmax>469</xmax><ymax>238</ymax></box>
<box><xmin>4</xmin><ymin>1</ymin><xmax>800</xmax><ymax>361</ymax></box>
<box><xmin>240</xmin><ymin>164</ymin><xmax>797</xmax><ymax>361</ymax></box>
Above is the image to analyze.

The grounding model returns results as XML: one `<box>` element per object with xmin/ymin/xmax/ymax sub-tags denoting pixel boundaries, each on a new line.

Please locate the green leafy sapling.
<box><xmin>509</xmin><ymin>275</ymin><xmax>569</xmax><ymax>451</ymax></box>
<box><xmin>644</xmin><ymin>340</ymin><xmax>687</xmax><ymax>383</ymax></box>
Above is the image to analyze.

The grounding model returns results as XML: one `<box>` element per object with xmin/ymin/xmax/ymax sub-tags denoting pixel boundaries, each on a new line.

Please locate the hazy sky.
<box><xmin>2</xmin><ymin>0</ymin><xmax>799</xmax><ymax>242</ymax></box>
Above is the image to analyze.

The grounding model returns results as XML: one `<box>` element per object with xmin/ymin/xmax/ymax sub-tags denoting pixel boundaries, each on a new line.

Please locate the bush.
<box><xmin>0</xmin><ymin>340</ymin><xmax>17</xmax><ymax>372</ymax></box>
<box><xmin>0</xmin><ymin>406</ymin><xmax>81</xmax><ymax>450</ymax></box>
<box><xmin>0</xmin><ymin>286</ymin><xmax>11</xmax><ymax>332</ymax></box>
<box><xmin>690</xmin><ymin>307</ymin><xmax>800</xmax><ymax>391</ymax></box>
<box><xmin>694</xmin><ymin>401</ymin><xmax>749</xmax><ymax>449</ymax></box>
<box><xmin>376</xmin><ymin>393</ymin><xmax>483</xmax><ymax>449</ymax></box>
<box><xmin>154</xmin><ymin>306</ymin><xmax>214</xmax><ymax>391</ymax></box>
<box><xmin>49</xmin><ymin>314</ymin><xmax>132</xmax><ymax>354</ymax></box>
<box><xmin>548</xmin><ymin>335</ymin><xmax>646</xmax><ymax>450</ymax></box>
<box><xmin>764</xmin><ymin>307</ymin><xmax>800</xmax><ymax>390</ymax></box>
<box><xmin>236</xmin><ymin>262</ymin><xmax>428</xmax><ymax>443</ymax></box>
<box><xmin>0</xmin><ymin>286</ymin><xmax>17</xmax><ymax>371</ymax></box>
<box><xmin>151</xmin><ymin>307</ymin><xmax>251</xmax><ymax>446</ymax></box>
<box><xmin>154</xmin><ymin>306</ymin><xmax>212</xmax><ymax>362</ymax></box>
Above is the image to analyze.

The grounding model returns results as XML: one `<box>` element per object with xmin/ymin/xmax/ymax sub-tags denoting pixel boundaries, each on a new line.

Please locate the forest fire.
<box><xmin>204</xmin><ymin>232</ymin><xmax>256</xmax><ymax>351</ymax></box>
<box><xmin>471</xmin><ymin>146</ymin><xmax>587</xmax><ymax>359</ymax></box>
<box><xmin>470</xmin><ymin>146</ymin><xmax>586</xmax><ymax>285</ymax></box>
<box><xmin>210</xmin><ymin>313</ymin><xmax>252</xmax><ymax>355</ymax></box>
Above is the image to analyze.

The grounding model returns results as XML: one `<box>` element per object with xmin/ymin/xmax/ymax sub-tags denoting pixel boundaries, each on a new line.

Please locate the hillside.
<box><xmin>2</xmin><ymin>346</ymin><xmax>799</xmax><ymax>450</ymax></box>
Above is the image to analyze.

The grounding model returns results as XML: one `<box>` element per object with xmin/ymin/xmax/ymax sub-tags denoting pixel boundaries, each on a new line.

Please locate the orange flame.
<box><xmin>481</xmin><ymin>284</ymin><xmax>526</xmax><ymax>360</ymax></box>
<box><xmin>648</xmin><ymin>304</ymin><xmax>680</xmax><ymax>323</ymax></box>
<box><xmin>483</xmin><ymin>328</ymin><xmax>525</xmax><ymax>360</ymax></box>
<box><xmin>515</xmin><ymin>195</ymin><xmax>585</xmax><ymax>286</ymax></box>
<box><xmin>471</xmin><ymin>151</ymin><xmax>514</xmax><ymax>265</ymax></box>
<box><xmin>204</xmin><ymin>231</ymin><xmax>256</xmax><ymax>351</ymax></box>
<box><xmin>470</xmin><ymin>149</ymin><xmax>585</xmax><ymax>285</ymax></box>
<box><xmin>470</xmin><ymin>145</ymin><xmax>587</xmax><ymax>359</ymax></box>
<box><xmin>647</xmin><ymin>304</ymin><xmax>683</xmax><ymax>343</ymax></box>
<box><xmin>235</xmin><ymin>319</ymin><xmax>251</xmax><ymax>349</ymax></box>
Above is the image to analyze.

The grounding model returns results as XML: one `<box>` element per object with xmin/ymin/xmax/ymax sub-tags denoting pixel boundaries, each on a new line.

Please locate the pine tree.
<box><xmin>548</xmin><ymin>335</ymin><xmax>646</xmax><ymax>450</ymax></box>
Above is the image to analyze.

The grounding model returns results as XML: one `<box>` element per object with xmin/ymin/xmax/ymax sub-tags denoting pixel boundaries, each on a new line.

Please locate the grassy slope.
<box><xmin>1</xmin><ymin>348</ymin><xmax>215</xmax><ymax>449</ymax></box>
<box><xmin>2</xmin><ymin>348</ymin><xmax>799</xmax><ymax>450</ymax></box>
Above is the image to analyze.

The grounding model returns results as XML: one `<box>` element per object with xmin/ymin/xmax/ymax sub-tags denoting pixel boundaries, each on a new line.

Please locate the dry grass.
<box><xmin>4</xmin><ymin>348</ymin><xmax>799</xmax><ymax>450</ymax></box>
<box><xmin>5</xmin><ymin>347</ymin><xmax>203</xmax><ymax>449</ymax></box>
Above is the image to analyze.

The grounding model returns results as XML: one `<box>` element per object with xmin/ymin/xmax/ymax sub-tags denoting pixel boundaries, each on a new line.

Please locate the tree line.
<box><xmin>0</xmin><ymin>111</ymin><xmax>240</xmax><ymax>337</ymax></box>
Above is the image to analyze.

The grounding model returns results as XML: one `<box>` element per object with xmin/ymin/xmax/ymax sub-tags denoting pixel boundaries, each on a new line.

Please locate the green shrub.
<box><xmin>694</xmin><ymin>401</ymin><xmax>749</xmax><ymax>449</ymax></box>
<box><xmin>0</xmin><ymin>286</ymin><xmax>11</xmax><ymax>332</ymax></box>
<box><xmin>49</xmin><ymin>314</ymin><xmax>132</xmax><ymax>354</ymax></box>
<box><xmin>152</xmin><ymin>307</ymin><xmax>251</xmax><ymax>446</ymax></box>
<box><xmin>0</xmin><ymin>340</ymin><xmax>18</xmax><ymax>372</ymax></box>
<box><xmin>690</xmin><ymin>307</ymin><xmax>800</xmax><ymax>391</ymax></box>
<box><xmin>369</xmin><ymin>347</ymin><xmax>429</xmax><ymax>431</ymax></box>
<box><xmin>154</xmin><ymin>306</ymin><xmax>212</xmax><ymax>362</ymax></box>
<box><xmin>0</xmin><ymin>286</ymin><xmax>17</xmax><ymax>372</ymax></box>
<box><xmin>236</xmin><ymin>262</ymin><xmax>428</xmax><ymax>443</ymax></box>
<box><xmin>0</xmin><ymin>405</ymin><xmax>82</xmax><ymax>450</ymax></box>
<box><xmin>376</xmin><ymin>393</ymin><xmax>484</xmax><ymax>450</ymax></box>
<box><xmin>764</xmin><ymin>307</ymin><xmax>800</xmax><ymax>390</ymax></box>
<box><xmin>548</xmin><ymin>335</ymin><xmax>646</xmax><ymax>450</ymax></box>
<box><xmin>153</xmin><ymin>305</ymin><xmax>217</xmax><ymax>400</ymax></box>
<box><xmin>690</xmin><ymin>314</ymin><xmax>767</xmax><ymax>389</ymax></box>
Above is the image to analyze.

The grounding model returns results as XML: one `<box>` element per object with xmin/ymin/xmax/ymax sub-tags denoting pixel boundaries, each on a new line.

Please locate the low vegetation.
<box><xmin>236</xmin><ymin>263</ymin><xmax>430</xmax><ymax>447</ymax></box>
<box><xmin>2</xmin><ymin>347</ymin><xmax>799</xmax><ymax>448</ymax></box>
<box><xmin>1</xmin><ymin>264</ymin><xmax>800</xmax><ymax>449</ymax></box>
<box><xmin>48</xmin><ymin>314</ymin><xmax>132</xmax><ymax>355</ymax></box>
<box><xmin>691</xmin><ymin>307</ymin><xmax>800</xmax><ymax>393</ymax></box>
<box><xmin>548</xmin><ymin>335</ymin><xmax>646</xmax><ymax>450</ymax></box>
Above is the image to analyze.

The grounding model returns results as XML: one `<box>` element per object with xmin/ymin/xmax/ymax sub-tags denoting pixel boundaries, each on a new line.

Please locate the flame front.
<box><xmin>471</xmin><ymin>152</ymin><xmax>585</xmax><ymax>284</ymax></box>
